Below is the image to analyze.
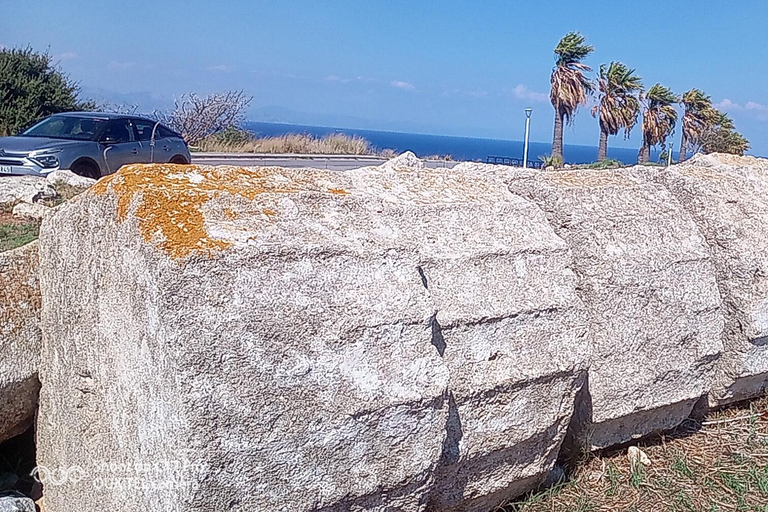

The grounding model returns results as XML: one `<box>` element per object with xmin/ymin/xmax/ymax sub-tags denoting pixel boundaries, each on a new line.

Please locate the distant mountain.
<box><xmin>247</xmin><ymin>105</ymin><xmax>495</xmax><ymax>139</ymax></box>
<box><xmin>79</xmin><ymin>87</ymin><xmax>174</xmax><ymax>113</ymax></box>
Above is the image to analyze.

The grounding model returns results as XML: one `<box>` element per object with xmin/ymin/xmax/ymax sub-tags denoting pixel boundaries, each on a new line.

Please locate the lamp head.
<box><xmin>525</xmin><ymin>108</ymin><xmax>533</xmax><ymax>118</ymax></box>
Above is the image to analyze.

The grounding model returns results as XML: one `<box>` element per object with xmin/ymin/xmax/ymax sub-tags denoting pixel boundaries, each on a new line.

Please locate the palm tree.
<box><xmin>591</xmin><ymin>62</ymin><xmax>643</xmax><ymax>161</ymax></box>
<box><xmin>696</xmin><ymin>109</ymin><xmax>750</xmax><ymax>156</ymax></box>
<box><xmin>678</xmin><ymin>89</ymin><xmax>713</xmax><ymax>162</ymax></box>
<box><xmin>550</xmin><ymin>32</ymin><xmax>594</xmax><ymax>164</ymax></box>
<box><xmin>638</xmin><ymin>84</ymin><xmax>678</xmax><ymax>164</ymax></box>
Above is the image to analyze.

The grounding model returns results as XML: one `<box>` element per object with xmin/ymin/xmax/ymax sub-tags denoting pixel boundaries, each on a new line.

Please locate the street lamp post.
<box><xmin>522</xmin><ymin>108</ymin><xmax>533</xmax><ymax>169</ymax></box>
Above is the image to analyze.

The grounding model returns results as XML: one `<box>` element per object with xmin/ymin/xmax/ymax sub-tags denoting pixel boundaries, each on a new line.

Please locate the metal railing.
<box><xmin>486</xmin><ymin>156</ymin><xmax>543</xmax><ymax>169</ymax></box>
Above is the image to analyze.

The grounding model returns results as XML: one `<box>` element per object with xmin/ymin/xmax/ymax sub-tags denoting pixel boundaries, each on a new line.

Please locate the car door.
<box><xmin>132</xmin><ymin>119</ymin><xmax>157</xmax><ymax>163</ymax></box>
<box><xmin>100</xmin><ymin>119</ymin><xmax>142</xmax><ymax>173</ymax></box>
<box><xmin>154</xmin><ymin>125</ymin><xmax>183</xmax><ymax>162</ymax></box>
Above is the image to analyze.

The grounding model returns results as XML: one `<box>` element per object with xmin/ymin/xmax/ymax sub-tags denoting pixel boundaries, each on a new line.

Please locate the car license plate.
<box><xmin>0</xmin><ymin>166</ymin><xmax>12</xmax><ymax>174</ymax></box>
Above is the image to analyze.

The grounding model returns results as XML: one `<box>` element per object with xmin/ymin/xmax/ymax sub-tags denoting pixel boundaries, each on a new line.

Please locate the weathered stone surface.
<box><xmin>0</xmin><ymin>242</ymin><xmax>41</xmax><ymax>444</ymax></box>
<box><xmin>45</xmin><ymin>170</ymin><xmax>96</xmax><ymax>189</ymax></box>
<box><xmin>11</xmin><ymin>202</ymin><xmax>50</xmax><ymax>221</ymax></box>
<box><xmin>37</xmin><ymin>158</ymin><xmax>587</xmax><ymax>512</ymax></box>
<box><xmin>0</xmin><ymin>493</ymin><xmax>35</xmax><ymax>512</ymax></box>
<box><xmin>507</xmin><ymin>168</ymin><xmax>724</xmax><ymax>449</ymax></box>
<box><xmin>656</xmin><ymin>154</ymin><xmax>768</xmax><ymax>405</ymax></box>
<box><xmin>0</xmin><ymin>177</ymin><xmax>55</xmax><ymax>205</ymax></box>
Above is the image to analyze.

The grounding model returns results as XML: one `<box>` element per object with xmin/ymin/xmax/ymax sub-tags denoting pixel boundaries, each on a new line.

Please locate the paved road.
<box><xmin>191</xmin><ymin>153</ymin><xmax>459</xmax><ymax>171</ymax></box>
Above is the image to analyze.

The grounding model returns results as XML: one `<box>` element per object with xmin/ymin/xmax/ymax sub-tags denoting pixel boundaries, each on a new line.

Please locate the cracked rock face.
<box><xmin>37</xmin><ymin>156</ymin><xmax>588</xmax><ymax>512</ymax></box>
<box><xmin>657</xmin><ymin>154</ymin><xmax>768</xmax><ymax>406</ymax></box>
<box><xmin>0</xmin><ymin>242</ymin><xmax>41</xmax><ymax>444</ymax></box>
<box><xmin>508</xmin><ymin>169</ymin><xmax>724</xmax><ymax>449</ymax></box>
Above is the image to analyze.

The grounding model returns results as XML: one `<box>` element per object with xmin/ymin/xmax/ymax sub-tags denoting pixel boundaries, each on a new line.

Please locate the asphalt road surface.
<box><xmin>191</xmin><ymin>153</ymin><xmax>459</xmax><ymax>171</ymax></box>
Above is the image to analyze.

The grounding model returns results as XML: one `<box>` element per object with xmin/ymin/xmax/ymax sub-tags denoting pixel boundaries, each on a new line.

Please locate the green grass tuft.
<box><xmin>0</xmin><ymin>221</ymin><xmax>39</xmax><ymax>252</ymax></box>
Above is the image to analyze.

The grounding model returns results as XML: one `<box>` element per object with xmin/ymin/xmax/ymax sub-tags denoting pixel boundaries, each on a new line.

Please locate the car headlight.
<box><xmin>33</xmin><ymin>155</ymin><xmax>60</xmax><ymax>168</ymax></box>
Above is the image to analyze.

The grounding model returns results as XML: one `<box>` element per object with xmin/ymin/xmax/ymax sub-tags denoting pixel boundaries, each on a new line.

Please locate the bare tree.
<box><xmin>99</xmin><ymin>102</ymin><xmax>139</xmax><ymax>115</ymax></box>
<box><xmin>155</xmin><ymin>91</ymin><xmax>252</xmax><ymax>144</ymax></box>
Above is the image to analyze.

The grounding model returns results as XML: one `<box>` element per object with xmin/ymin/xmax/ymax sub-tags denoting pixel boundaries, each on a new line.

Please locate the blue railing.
<box><xmin>486</xmin><ymin>156</ymin><xmax>543</xmax><ymax>169</ymax></box>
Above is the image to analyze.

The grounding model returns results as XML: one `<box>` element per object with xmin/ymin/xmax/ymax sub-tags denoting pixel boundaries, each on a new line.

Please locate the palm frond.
<box><xmin>593</xmin><ymin>61</ymin><xmax>643</xmax><ymax>138</ymax></box>
<box><xmin>554</xmin><ymin>32</ymin><xmax>594</xmax><ymax>66</ymax></box>
<box><xmin>550</xmin><ymin>32</ymin><xmax>594</xmax><ymax>125</ymax></box>
<box><xmin>640</xmin><ymin>83</ymin><xmax>678</xmax><ymax>149</ymax></box>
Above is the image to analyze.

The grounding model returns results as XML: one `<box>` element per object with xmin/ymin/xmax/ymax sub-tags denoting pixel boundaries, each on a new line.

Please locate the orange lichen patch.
<box><xmin>224</xmin><ymin>209</ymin><xmax>239</xmax><ymax>220</ymax></box>
<box><xmin>262</xmin><ymin>208</ymin><xmax>277</xmax><ymax>218</ymax></box>
<box><xmin>328</xmin><ymin>188</ymin><xmax>348</xmax><ymax>195</ymax></box>
<box><xmin>90</xmin><ymin>163</ymin><xmax>325</xmax><ymax>259</ymax></box>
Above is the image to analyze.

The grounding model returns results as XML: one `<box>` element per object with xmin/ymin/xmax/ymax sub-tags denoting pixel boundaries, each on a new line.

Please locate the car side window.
<box><xmin>101</xmin><ymin>120</ymin><xmax>135</xmax><ymax>143</ymax></box>
<box><xmin>133</xmin><ymin>120</ymin><xmax>155</xmax><ymax>142</ymax></box>
<box><xmin>157</xmin><ymin>126</ymin><xmax>178</xmax><ymax>139</ymax></box>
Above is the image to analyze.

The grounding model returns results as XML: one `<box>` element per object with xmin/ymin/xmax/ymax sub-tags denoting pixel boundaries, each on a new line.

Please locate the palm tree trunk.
<box><xmin>638</xmin><ymin>142</ymin><xmax>650</xmax><ymax>164</ymax></box>
<box><xmin>678</xmin><ymin>131</ymin><xmax>688</xmax><ymax>163</ymax></box>
<box><xmin>552</xmin><ymin>109</ymin><xmax>564</xmax><ymax>164</ymax></box>
<box><xmin>598</xmin><ymin>129</ymin><xmax>609</xmax><ymax>161</ymax></box>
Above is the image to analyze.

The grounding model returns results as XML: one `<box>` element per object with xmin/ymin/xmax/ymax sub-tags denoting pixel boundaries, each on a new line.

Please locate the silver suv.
<box><xmin>0</xmin><ymin>112</ymin><xmax>191</xmax><ymax>179</ymax></box>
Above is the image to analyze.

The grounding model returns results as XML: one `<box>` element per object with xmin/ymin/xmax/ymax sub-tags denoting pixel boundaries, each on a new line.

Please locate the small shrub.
<box><xmin>539</xmin><ymin>154</ymin><xmax>563</xmax><ymax>168</ymax></box>
<box><xmin>581</xmin><ymin>159</ymin><xmax>623</xmax><ymax>170</ymax></box>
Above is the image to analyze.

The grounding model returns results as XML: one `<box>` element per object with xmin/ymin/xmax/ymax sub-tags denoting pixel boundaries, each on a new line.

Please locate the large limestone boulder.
<box><xmin>658</xmin><ymin>154</ymin><xmax>768</xmax><ymax>405</ymax></box>
<box><xmin>0</xmin><ymin>242</ymin><xmax>41</xmax><ymax>443</ymax></box>
<box><xmin>37</xmin><ymin>159</ymin><xmax>587</xmax><ymax>512</ymax></box>
<box><xmin>507</xmin><ymin>169</ymin><xmax>724</xmax><ymax>449</ymax></box>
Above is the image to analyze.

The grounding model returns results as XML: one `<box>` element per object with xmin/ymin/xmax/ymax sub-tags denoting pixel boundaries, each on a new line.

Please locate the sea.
<box><xmin>244</xmin><ymin>121</ymin><xmax>663</xmax><ymax>165</ymax></box>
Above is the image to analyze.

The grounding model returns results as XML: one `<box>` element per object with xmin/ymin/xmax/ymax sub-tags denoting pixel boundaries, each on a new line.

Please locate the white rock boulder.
<box><xmin>507</xmin><ymin>168</ymin><xmax>724</xmax><ymax>449</ymax></box>
<box><xmin>37</xmin><ymin>159</ymin><xmax>588</xmax><ymax>512</ymax></box>
<box><xmin>45</xmin><ymin>170</ymin><xmax>96</xmax><ymax>189</ymax></box>
<box><xmin>0</xmin><ymin>177</ymin><xmax>55</xmax><ymax>205</ymax></box>
<box><xmin>11</xmin><ymin>202</ymin><xmax>51</xmax><ymax>221</ymax></box>
<box><xmin>658</xmin><ymin>154</ymin><xmax>768</xmax><ymax>405</ymax></box>
<box><xmin>0</xmin><ymin>242</ymin><xmax>41</xmax><ymax>443</ymax></box>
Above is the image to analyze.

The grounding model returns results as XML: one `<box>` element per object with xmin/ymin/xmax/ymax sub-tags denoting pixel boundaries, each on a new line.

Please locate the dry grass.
<box><xmin>502</xmin><ymin>396</ymin><xmax>768</xmax><ymax>512</ymax></box>
<box><xmin>196</xmin><ymin>132</ymin><xmax>375</xmax><ymax>155</ymax></box>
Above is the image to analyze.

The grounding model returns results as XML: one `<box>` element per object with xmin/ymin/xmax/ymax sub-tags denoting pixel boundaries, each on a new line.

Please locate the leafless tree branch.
<box><xmin>154</xmin><ymin>91</ymin><xmax>252</xmax><ymax>144</ymax></box>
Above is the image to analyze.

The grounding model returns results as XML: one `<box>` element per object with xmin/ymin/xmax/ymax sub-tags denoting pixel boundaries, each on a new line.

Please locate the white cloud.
<box><xmin>512</xmin><ymin>84</ymin><xmax>548</xmax><ymax>103</ymax></box>
<box><xmin>109</xmin><ymin>60</ymin><xmax>136</xmax><ymax>71</ymax></box>
<box><xmin>715</xmin><ymin>98</ymin><xmax>768</xmax><ymax>121</ymax></box>
<box><xmin>324</xmin><ymin>74</ymin><xmax>374</xmax><ymax>84</ymax></box>
<box><xmin>206</xmin><ymin>64</ymin><xmax>234</xmax><ymax>72</ymax></box>
<box><xmin>715</xmin><ymin>98</ymin><xmax>740</xmax><ymax>110</ymax></box>
<box><xmin>391</xmin><ymin>80</ymin><xmax>415</xmax><ymax>91</ymax></box>
<box><xmin>55</xmin><ymin>52</ymin><xmax>78</xmax><ymax>61</ymax></box>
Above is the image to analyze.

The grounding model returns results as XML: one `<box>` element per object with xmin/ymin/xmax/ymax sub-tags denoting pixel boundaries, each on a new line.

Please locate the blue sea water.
<box><xmin>244</xmin><ymin>121</ymin><xmax>662</xmax><ymax>165</ymax></box>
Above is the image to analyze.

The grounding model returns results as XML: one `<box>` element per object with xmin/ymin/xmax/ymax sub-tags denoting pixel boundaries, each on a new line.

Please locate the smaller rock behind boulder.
<box><xmin>45</xmin><ymin>170</ymin><xmax>96</xmax><ymax>189</ymax></box>
<box><xmin>0</xmin><ymin>493</ymin><xmax>35</xmax><ymax>512</ymax></box>
<box><xmin>0</xmin><ymin>177</ymin><xmax>55</xmax><ymax>205</ymax></box>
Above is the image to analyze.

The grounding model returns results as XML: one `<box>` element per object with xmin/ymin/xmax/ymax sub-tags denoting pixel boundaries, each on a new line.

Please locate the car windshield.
<box><xmin>21</xmin><ymin>116</ymin><xmax>109</xmax><ymax>141</ymax></box>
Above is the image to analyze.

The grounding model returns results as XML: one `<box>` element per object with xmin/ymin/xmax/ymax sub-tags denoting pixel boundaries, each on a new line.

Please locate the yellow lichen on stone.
<box><xmin>90</xmin><ymin>164</ymin><xmax>309</xmax><ymax>259</ymax></box>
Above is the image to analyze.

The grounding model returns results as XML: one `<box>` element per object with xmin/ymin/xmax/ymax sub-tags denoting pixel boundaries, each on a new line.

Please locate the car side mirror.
<box><xmin>100</xmin><ymin>136</ymin><xmax>121</xmax><ymax>145</ymax></box>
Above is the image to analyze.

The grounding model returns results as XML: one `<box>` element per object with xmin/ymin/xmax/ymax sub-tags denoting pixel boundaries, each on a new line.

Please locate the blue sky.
<box><xmin>2</xmin><ymin>0</ymin><xmax>767</xmax><ymax>153</ymax></box>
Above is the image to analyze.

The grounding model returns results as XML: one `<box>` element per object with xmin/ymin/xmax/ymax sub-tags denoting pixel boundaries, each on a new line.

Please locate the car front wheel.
<box><xmin>71</xmin><ymin>160</ymin><xmax>101</xmax><ymax>180</ymax></box>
